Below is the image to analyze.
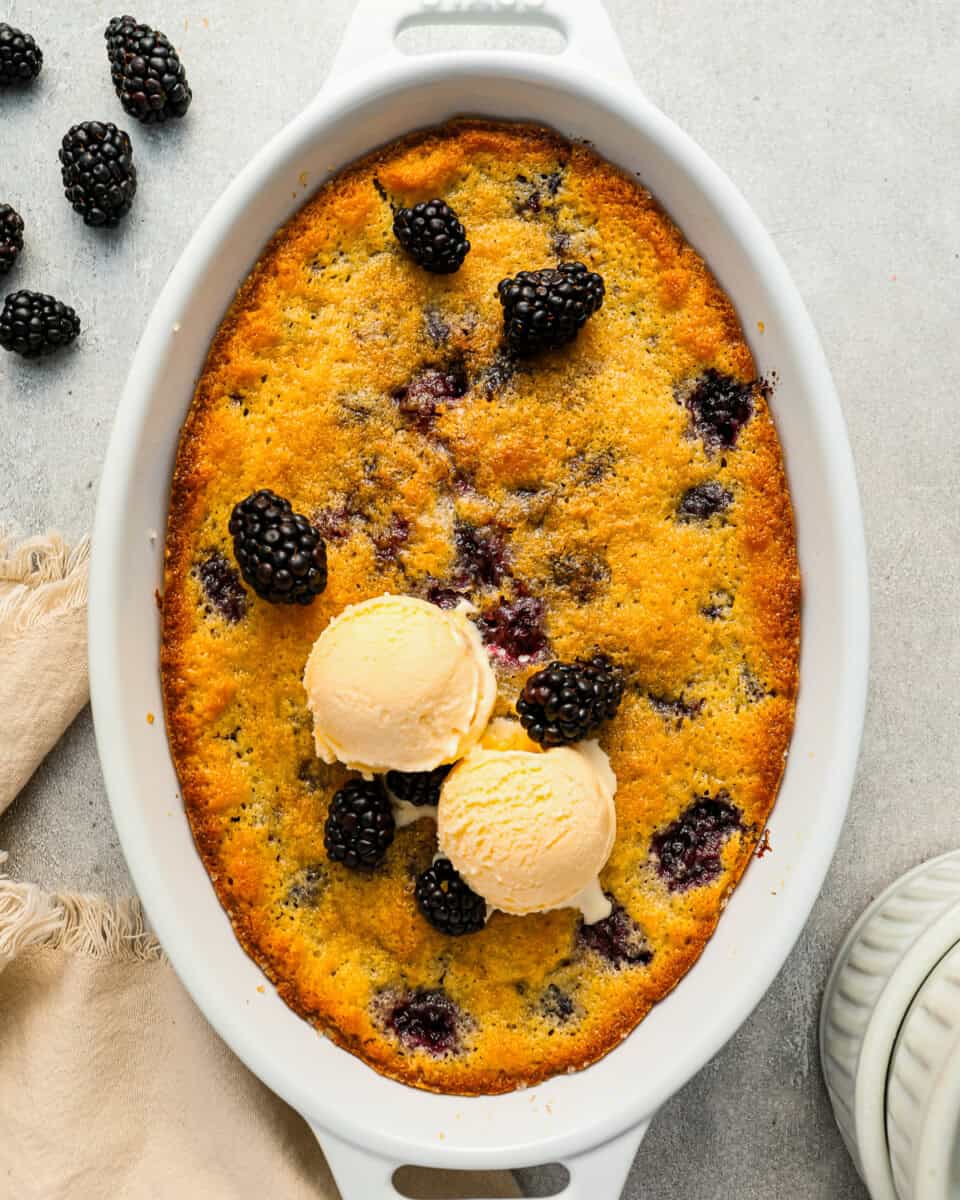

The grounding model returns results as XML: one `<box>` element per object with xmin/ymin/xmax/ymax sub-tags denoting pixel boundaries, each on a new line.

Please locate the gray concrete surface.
<box><xmin>2</xmin><ymin>1</ymin><xmax>958</xmax><ymax>1196</ymax></box>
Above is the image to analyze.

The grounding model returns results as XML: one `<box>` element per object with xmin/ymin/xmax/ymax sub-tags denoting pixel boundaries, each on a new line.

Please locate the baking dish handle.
<box><xmin>315</xmin><ymin>1119</ymin><xmax>650</xmax><ymax>1199</ymax></box>
<box><xmin>328</xmin><ymin>0</ymin><xmax>634</xmax><ymax>87</ymax></box>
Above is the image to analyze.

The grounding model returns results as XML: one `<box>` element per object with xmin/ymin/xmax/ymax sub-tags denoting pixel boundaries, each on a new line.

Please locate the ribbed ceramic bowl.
<box><xmin>90</xmin><ymin>2</ymin><xmax>868</xmax><ymax>1196</ymax></box>
<box><xmin>821</xmin><ymin>852</ymin><xmax>960</xmax><ymax>1200</ymax></box>
<box><xmin>887</xmin><ymin>938</ymin><xmax>960</xmax><ymax>1200</ymax></box>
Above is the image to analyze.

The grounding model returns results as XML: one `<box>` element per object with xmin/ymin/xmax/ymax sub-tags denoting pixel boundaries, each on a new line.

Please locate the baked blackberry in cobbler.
<box><xmin>161</xmin><ymin>119</ymin><xmax>799</xmax><ymax>1095</ymax></box>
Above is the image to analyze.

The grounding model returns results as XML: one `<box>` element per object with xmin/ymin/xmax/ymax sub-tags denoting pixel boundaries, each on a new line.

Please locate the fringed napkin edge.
<box><xmin>0</xmin><ymin>530</ymin><xmax>90</xmax><ymax>641</ymax></box>
<box><xmin>0</xmin><ymin>851</ymin><xmax>164</xmax><ymax>974</ymax></box>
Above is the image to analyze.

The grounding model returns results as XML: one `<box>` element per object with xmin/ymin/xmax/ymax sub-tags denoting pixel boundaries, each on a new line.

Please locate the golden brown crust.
<box><xmin>162</xmin><ymin>118</ymin><xmax>800</xmax><ymax>1095</ymax></box>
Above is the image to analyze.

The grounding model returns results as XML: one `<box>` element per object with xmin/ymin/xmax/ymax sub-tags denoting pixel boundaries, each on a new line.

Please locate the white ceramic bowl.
<box><xmin>89</xmin><ymin>2</ymin><xmax>869</xmax><ymax>1196</ymax></box>
<box><xmin>887</xmin><ymin>937</ymin><xmax>960</xmax><ymax>1200</ymax></box>
<box><xmin>820</xmin><ymin>852</ymin><xmax>960</xmax><ymax>1200</ymax></box>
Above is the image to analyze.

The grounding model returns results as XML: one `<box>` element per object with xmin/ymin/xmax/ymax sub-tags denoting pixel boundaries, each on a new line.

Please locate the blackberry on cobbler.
<box><xmin>497</xmin><ymin>261</ymin><xmax>604</xmax><ymax>354</ymax></box>
<box><xmin>0</xmin><ymin>24</ymin><xmax>42</xmax><ymax>87</ymax></box>
<box><xmin>517</xmin><ymin>653</ymin><xmax>624</xmax><ymax>746</ymax></box>
<box><xmin>0</xmin><ymin>291</ymin><xmax>80</xmax><ymax>358</ymax></box>
<box><xmin>386</xmin><ymin>765</ymin><xmax>451</xmax><ymax>808</ymax></box>
<box><xmin>229</xmin><ymin>489</ymin><xmax>328</xmax><ymax>605</ymax></box>
<box><xmin>105</xmin><ymin>15</ymin><xmax>192</xmax><ymax>123</ymax></box>
<box><xmin>324</xmin><ymin>779</ymin><xmax>395</xmax><ymax>870</ymax></box>
<box><xmin>0</xmin><ymin>205</ymin><xmax>24</xmax><ymax>276</ymax></box>
<box><xmin>393</xmin><ymin>199</ymin><xmax>469</xmax><ymax>274</ymax></box>
<box><xmin>416</xmin><ymin>858</ymin><xmax>486</xmax><ymax>936</ymax></box>
<box><xmin>59</xmin><ymin>122</ymin><xmax>137</xmax><ymax>228</ymax></box>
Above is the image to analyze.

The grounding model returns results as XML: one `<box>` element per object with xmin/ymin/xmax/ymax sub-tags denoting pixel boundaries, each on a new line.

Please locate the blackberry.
<box><xmin>393</xmin><ymin>199</ymin><xmax>469</xmax><ymax>274</ymax></box>
<box><xmin>424</xmin><ymin>307</ymin><xmax>451</xmax><ymax>347</ymax></box>
<box><xmin>476</xmin><ymin>594</ymin><xmax>547</xmax><ymax>665</ymax></box>
<box><xmin>0</xmin><ymin>205</ymin><xmax>24</xmax><ymax>276</ymax></box>
<box><xmin>105</xmin><ymin>15</ymin><xmax>192</xmax><ymax>123</ymax></box>
<box><xmin>59</xmin><ymin>122</ymin><xmax>137</xmax><ymax>228</ymax></box>
<box><xmin>685</xmin><ymin>370</ymin><xmax>755</xmax><ymax>450</ymax></box>
<box><xmin>477</xmin><ymin>350</ymin><xmax>515</xmax><ymax>398</ymax></box>
<box><xmin>415</xmin><ymin>859</ymin><xmax>486</xmax><ymax>936</ymax></box>
<box><xmin>0</xmin><ymin>291</ymin><xmax>80</xmax><ymax>358</ymax></box>
<box><xmin>539</xmin><ymin>984</ymin><xmax>576</xmax><ymax>1022</ymax></box>
<box><xmin>382</xmin><ymin>988</ymin><xmax>465</xmax><ymax>1055</ymax></box>
<box><xmin>550</xmin><ymin>551</ymin><xmax>610</xmax><ymax>604</ymax></box>
<box><xmin>677</xmin><ymin>480</ymin><xmax>733</xmax><ymax>522</ymax></box>
<box><xmin>651</xmin><ymin>794</ymin><xmax>742</xmax><ymax>891</ymax></box>
<box><xmin>386</xmin><ymin>765</ymin><xmax>451</xmax><ymax>808</ymax></box>
<box><xmin>453</xmin><ymin>520</ymin><xmax>511</xmax><ymax>589</ymax></box>
<box><xmin>497</xmin><ymin>261</ymin><xmax>604</xmax><ymax>354</ymax></box>
<box><xmin>284</xmin><ymin>864</ymin><xmax>327</xmax><ymax>909</ymax></box>
<box><xmin>0</xmin><ymin>24</ymin><xmax>42</xmax><ymax>87</ymax></box>
<box><xmin>516</xmin><ymin>653</ymin><xmax>623</xmax><ymax>746</ymax></box>
<box><xmin>228</xmin><ymin>489</ymin><xmax>328</xmax><ymax>605</ymax></box>
<box><xmin>371</xmin><ymin>514</ymin><xmax>410</xmax><ymax>565</ymax></box>
<box><xmin>577</xmin><ymin>901</ymin><xmax>652</xmax><ymax>968</ymax></box>
<box><xmin>392</xmin><ymin>363</ymin><xmax>467</xmax><ymax>431</ymax></box>
<box><xmin>425</xmin><ymin>582</ymin><xmax>469</xmax><ymax>611</ymax></box>
<box><xmin>324</xmin><ymin>779</ymin><xmax>395</xmax><ymax>870</ymax></box>
<box><xmin>196</xmin><ymin>552</ymin><xmax>247</xmax><ymax>623</ymax></box>
<box><xmin>648</xmin><ymin>693</ymin><xmax>704</xmax><ymax>727</ymax></box>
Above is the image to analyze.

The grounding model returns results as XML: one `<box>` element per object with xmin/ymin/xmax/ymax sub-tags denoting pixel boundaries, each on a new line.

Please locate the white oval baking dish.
<box><xmin>89</xmin><ymin>2</ymin><xmax>869</xmax><ymax>1196</ymax></box>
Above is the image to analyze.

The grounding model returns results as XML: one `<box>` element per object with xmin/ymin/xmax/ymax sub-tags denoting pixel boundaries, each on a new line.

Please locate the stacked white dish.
<box><xmin>821</xmin><ymin>851</ymin><xmax>960</xmax><ymax>1200</ymax></box>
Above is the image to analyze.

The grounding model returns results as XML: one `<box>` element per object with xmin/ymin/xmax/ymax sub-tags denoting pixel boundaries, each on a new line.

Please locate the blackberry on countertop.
<box><xmin>393</xmin><ymin>199</ymin><xmax>469</xmax><ymax>274</ymax></box>
<box><xmin>517</xmin><ymin>653</ymin><xmax>624</xmax><ymax>746</ymax></box>
<box><xmin>386</xmin><ymin>766</ymin><xmax>451</xmax><ymax>808</ymax></box>
<box><xmin>59</xmin><ymin>122</ymin><xmax>137</xmax><ymax>228</ymax></box>
<box><xmin>416</xmin><ymin>859</ymin><xmax>486</xmax><ymax>936</ymax></box>
<box><xmin>229</xmin><ymin>490</ymin><xmax>327</xmax><ymax>605</ymax></box>
<box><xmin>0</xmin><ymin>24</ymin><xmax>42</xmax><ymax>87</ymax></box>
<box><xmin>497</xmin><ymin>261</ymin><xmax>604</xmax><ymax>354</ymax></box>
<box><xmin>0</xmin><ymin>291</ymin><xmax>80</xmax><ymax>358</ymax></box>
<box><xmin>324</xmin><ymin>779</ymin><xmax>395</xmax><ymax>870</ymax></box>
<box><xmin>105</xmin><ymin>15</ymin><xmax>192</xmax><ymax>123</ymax></box>
<box><xmin>0</xmin><ymin>205</ymin><xmax>24</xmax><ymax>276</ymax></box>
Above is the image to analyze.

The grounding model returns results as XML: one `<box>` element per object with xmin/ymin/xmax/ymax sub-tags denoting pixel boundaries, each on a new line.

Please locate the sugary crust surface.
<box><xmin>162</xmin><ymin>119</ymin><xmax>799</xmax><ymax>1095</ymax></box>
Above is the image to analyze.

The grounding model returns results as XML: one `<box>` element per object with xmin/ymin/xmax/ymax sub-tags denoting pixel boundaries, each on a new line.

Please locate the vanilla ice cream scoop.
<box><xmin>437</xmin><ymin>741</ymin><xmax>617</xmax><ymax>921</ymax></box>
<box><xmin>303</xmin><ymin>594</ymin><xmax>496</xmax><ymax>776</ymax></box>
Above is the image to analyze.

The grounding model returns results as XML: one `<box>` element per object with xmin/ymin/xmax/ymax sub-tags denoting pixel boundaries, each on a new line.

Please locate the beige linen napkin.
<box><xmin>0</xmin><ymin>532</ymin><xmax>90</xmax><ymax>815</ymax></box>
<box><xmin>0</xmin><ymin>533</ymin><xmax>520</xmax><ymax>1200</ymax></box>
